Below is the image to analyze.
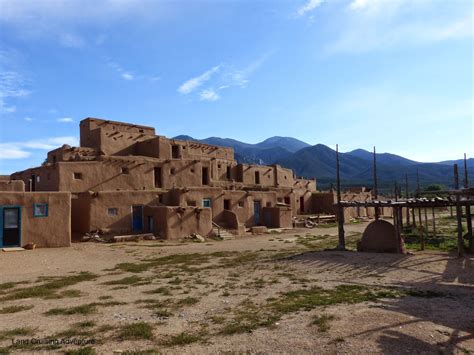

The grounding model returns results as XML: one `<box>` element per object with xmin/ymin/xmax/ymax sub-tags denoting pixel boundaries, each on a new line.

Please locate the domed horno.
<box><xmin>357</xmin><ymin>220</ymin><xmax>401</xmax><ymax>253</ymax></box>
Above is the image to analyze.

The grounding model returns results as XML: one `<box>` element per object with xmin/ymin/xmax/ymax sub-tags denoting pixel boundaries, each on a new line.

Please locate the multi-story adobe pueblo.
<box><xmin>0</xmin><ymin>117</ymin><xmax>380</xmax><ymax>249</ymax></box>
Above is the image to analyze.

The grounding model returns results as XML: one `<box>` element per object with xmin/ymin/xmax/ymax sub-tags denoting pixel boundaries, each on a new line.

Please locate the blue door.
<box><xmin>0</xmin><ymin>206</ymin><xmax>22</xmax><ymax>247</ymax></box>
<box><xmin>253</xmin><ymin>201</ymin><xmax>261</xmax><ymax>225</ymax></box>
<box><xmin>132</xmin><ymin>205</ymin><xmax>143</xmax><ymax>232</ymax></box>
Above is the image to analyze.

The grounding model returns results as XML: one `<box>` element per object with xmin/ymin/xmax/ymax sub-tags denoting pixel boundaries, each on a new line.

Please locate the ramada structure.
<box><xmin>1</xmin><ymin>118</ymin><xmax>380</xmax><ymax>249</ymax></box>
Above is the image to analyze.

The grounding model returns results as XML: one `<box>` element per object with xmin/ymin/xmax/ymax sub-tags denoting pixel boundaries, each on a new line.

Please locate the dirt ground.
<box><xmin>0</xmin><ymin>221</ymin><xmax>473</xmax><ymax>354</ymax></box>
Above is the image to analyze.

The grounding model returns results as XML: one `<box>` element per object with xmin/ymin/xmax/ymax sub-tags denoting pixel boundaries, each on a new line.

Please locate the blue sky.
<box><xmin>0</xmin><ymin>0</ymin><xmax>472</xmax><ymax>174</ymax></box>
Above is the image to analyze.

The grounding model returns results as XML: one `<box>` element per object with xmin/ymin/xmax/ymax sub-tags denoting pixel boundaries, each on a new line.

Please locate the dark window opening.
<box><xmin>158</xmin><ymin>194</ymin><xmax>164</xmax><ymax>204</ymax></box>
<box><xmin>154</xmin><ymin>167</ymin><xmax>162</xmax><ymax>188</ymax></box>
<box><xmin>170</xmin><ymin>168</ymin><xmax>176</xmax><ymax>175</ymax></box>
<box><xmin>202</xmin><ymin>167</ymin><xmax>209</xmax><ymax>185</ymax></box>
<box><xmin>52</xmin><ymin>155</ymin><xmax>56</xmax><ymax>164</ymax></box>
<box><xmin>238</xmin><ymin>201</ymin><xmax>244</xmax><ymax>207</ymax></box>
<box><xmin>172</xmin><ymin>145</ymin><xmax>180</xmax><ymax>159</ymax></box>
<box><xmin>255</xmin><ymin>171</ymin><xmax>260</xmax><ymax>185</ymax></box>
<box><xmin>224</xmin><ymin>199</ymin><xmax>231</xmax><ymax>210</ymax></box>
<box><xmin>73</xmin><ymin>172</ymin><xmax>82</xmax><ymax>180</ymax></box>
<box><xmin>226</xmin><ymin>166</ymin><xmax>231</xmax><ymax>179</ymax></box>
<box><xmin>121</xmin><ymin>167</ymin><xmax>129</xmax><ymax>174</ymax></box>
<box><xmin>284</xmin><ymin>197</ymin><xmax>290</xmax><ymax>205</ymax></box>
<box><xmin>266</xmin><ymin>202</ymin><xmax>272</xmax><ymax>207</ymax></box>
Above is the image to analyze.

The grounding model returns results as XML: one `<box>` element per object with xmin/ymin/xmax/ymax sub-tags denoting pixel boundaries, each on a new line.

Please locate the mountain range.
<box><xmin>173</xmin><ymin>135</ymin><xmax>473</xmax><ymax>192</ymax></box>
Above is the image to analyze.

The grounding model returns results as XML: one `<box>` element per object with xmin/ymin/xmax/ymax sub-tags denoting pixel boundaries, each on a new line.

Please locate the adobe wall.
<box><xmin>11</xmin><ymin>165</ymin><xmax>60</xmax><ymax>192</ymax></box>
<box><xmin>262</xmin><ymin>206</ymin><xmax>293</xmax><ymax>228</ymax></box>
<box><xmin>171</xmin><ymin>187</ymin><xmax>278</xmax><ymax>227</ymax></box>
<box><xmin>0</xmin><ymin>192</ymin><xmax>71</xmax><ymax>248</ymax></box>
<box><xmin>0</xmin><ymin>180</ymin><xmax>25</xmax><ymax>192</ymax></box>
<box><xmin>80</xmin><ymin>190</ymin><xmax>161</xmax><ymax>234</ymax></box>
<box><xmin>80</xmin><ymin>118</ymin><xmax>156</xmax><ymax>156</ymax></box>
<box><xmin>57</xmin><ymin>160</ymin><xmax>155</xmax><ymax>192</ymax></box>
<box><xmin>145</xmin><ymin>206</ymin><xmax>212</xmax><ymax>240</ymax></box>
<box><xmin>311</xmin><ymin>192</ymin><xmax>336</xmax><ymax>214</ymax></box>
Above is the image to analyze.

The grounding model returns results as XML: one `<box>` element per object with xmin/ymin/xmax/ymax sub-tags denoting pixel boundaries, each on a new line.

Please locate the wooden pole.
<box><xmin>412</xmin><ymin>208</ymin><xmax>416</xmax><ymax>228</ymax></box>
<box><xmin>373</xmin><ymin>146</ymin><xmax>380</xmax><ymax>220</ymax></box>
<box><xmin>424</xmin><ymin>208</ymin><xmax>429</xmax><ymax>235</ymax></box>
<box><xmin>463</xmin><ymin>153</ymin><xmax>473</xmax><ymax>253</ymax></box>
<box><xmin>336</xmin><ymin>144</ymin><xmax>345</xmax><ymax>250</ymax></box>
<box><xmin>432</xmin><ymin>207</ymin><xmax>436</xmax><ymax>237</ymax></box>
<box><xmin>454</xmin><ymin>164</ymin><xmax>464</xmax><ymax>256</ymax></box>
<box><xmin>405</xmin><ymin>174</ymin><xmax>410</xmax><ymax>226</ymax></box>
<box><xmin>393</xmin><ymin>206</ymin><xmax>402</xmax><ymax>253</ymax></box>
<box><xmin>418</xmin><ymin>207</ymin><xmax>424</xmax><ymax>250</ymax></box>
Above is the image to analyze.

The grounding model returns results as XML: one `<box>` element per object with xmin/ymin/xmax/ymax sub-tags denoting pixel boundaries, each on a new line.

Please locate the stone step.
<box><xmin>212</xmin><ymin>228</ymin><xmax>235</xmax><ymax>240</ymax></box>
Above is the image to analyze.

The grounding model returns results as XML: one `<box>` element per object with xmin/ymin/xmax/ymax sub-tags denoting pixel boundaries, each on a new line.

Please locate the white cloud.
<box><xmin>59</xmin><ymin>33</ymin><xmax>85</xmax><ymax>48</ymax></box>
<box><xmin>178</xmin><ymin>56</ymin><xmax>268</xmax><ymax>101</ymax></box>
<box><xmin>200</xmin><ymin>89</ymin><xmax>219</xmax><ymax>102</ymax></box>
<box><xmin>24</xmin><ymin>117</ymin><xmax>33</xmax><ymax>122</ymax></box>
<box><xmin>296</xmin><ymin>0</ymin><xmax>324</xmax><ymax>17</ymax></box>
<box><xmin>0</xmin><ymin>146</ymin><xmax>31</xmax><ymax>159</ymax></box>
<box><xmin>0</xmin><ymin>136</ymin><xmax>79</xmax><ymax>160</ymax></box>
<box><xmin>178</xmin><ymin>66</ymin><xmax>220</xmax><ymax>94</ymax></box>
<box><xmin>0</xmin><ymin>56</ymin><xmax>31</xmax><ymax>114</ymax></box>
<box><xmin>58</xmin><ymin>117</ymin><xmax>74</xmax><ymax>122</ymax></box>
<box><xmin>121</xmin><ymin>72</ymin><xmax>134</xmax><ymax>80</ymax></box>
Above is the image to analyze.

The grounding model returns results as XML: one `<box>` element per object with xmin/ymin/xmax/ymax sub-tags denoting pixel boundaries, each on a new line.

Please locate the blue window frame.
<box><xmin>202</xmin><ymin>198</ymin><xmax>212</xmax><ymax>208</ymax></box>
<box><xmin>33</xmin><ymin>203</ymin><xmax>48</xmax><ymax>217</ymax></box>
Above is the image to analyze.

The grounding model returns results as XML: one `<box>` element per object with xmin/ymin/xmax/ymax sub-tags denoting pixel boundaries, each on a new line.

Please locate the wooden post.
<box><xmin>418</xmin><ymin>207</ymin><xmax>424</xmax><ymax>250</ymax></box>
<box><xmin>373</xmin><ymin>146</ymin><xmax>380</xmax><ymax>220</ymax></box>
<box><xmin>424</xmin><ymin>208</ymin><xmax>429</xmax><ymax>234</ymax></box>
<box><xmin>454</xmin><ymin>164</ymin><xmax>464</xmax><ymax>256</ymax></box>
<box><xmin>463</xmin><ymin>153</ymin><xmax>473</xmax><ymax>253</ymax></box>
<box><xmin>412</xmin><ymin>208</ymin><xmax>416</xmax><ymax>228</ymax></box>
<box><xmin>431</xmin><ymin>207</ymin><xmax>436</xmax><ymax>237</ymax></box>
<box><xmin>393</xmin><ymin>206</ymin><xmax>402</xmax><ymax>253</ymax></box>
<box><xmin>405</xmin><ymin>174</ymin><xmax>410</xmax><ymax>226</ymax></box>
<box><xmin>336</xmin><ymin>144</ymin><xmax>345</xmax><ymax>250</ymax></box>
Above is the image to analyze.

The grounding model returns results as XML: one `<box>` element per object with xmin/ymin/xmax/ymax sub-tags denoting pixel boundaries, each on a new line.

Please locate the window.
<box><xmin>170</xmin><ymin>168</ymin><xmax>176</xmax><ymax>175</ymax></box>
<box><xmin>226</xmin><ymin>166</ymin><xmax>231</xmax><ymax>179</ymax></box>
<box><xmin>284</xmin><ymin>197</ymin><xmax>290</xmax><ymax>205</ymax></box>
<box><xmin>202</xmin><ymin>198</ymin><xmax>212</xmax><ymax>208</ymax></box>
<box><xmin>121</xmin><ymin>167</ymin><xmax>129</xmax><ymax>174</ymax></box>
<box><xmin>107</xmin><ymin>208</ymin><xmax>118</xmax><ymax>216</ymax></box>
<box><xmin>202</xmin><ymin>167</ymin><xmax>209</xmax><ymax>185</ymax></box>
<box><xmin>172</xmin><ymin>145</ymin><xmax>180</xmax><ymax>159</ymax></box>
<box><xmin>154</xmin><ymin>167</ymin><xmax>162</xmax><ymax>188</ymax></box>
<box><xmin>238</xmin><ymin>200</ymin><xmax>244</xmax><ymax>207</ymax></box>
<box><xmin>73</xmin><ymin>172</ymin><xmax>83</xmax><ymax>180</ymax></box>
<box><xmin>255</xmin><ymin>171</ymin><xmax>260</xmax><ymax>185</ymax></box>
<box><xmin>224</xmin><ymin>199</ymin><xmax>231</xmax><ymax>210</ymax></box>
<box><xmin>33</xmin><ymin>203</ymin><xmax>48</xmax><ymax>217</ymax></box>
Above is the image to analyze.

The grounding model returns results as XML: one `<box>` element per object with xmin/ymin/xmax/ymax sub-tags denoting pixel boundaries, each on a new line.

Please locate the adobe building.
<box><xmin>5</xmin><ymin>117</ymin><xmax>317</xmax><ymax>245</ymax></box>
